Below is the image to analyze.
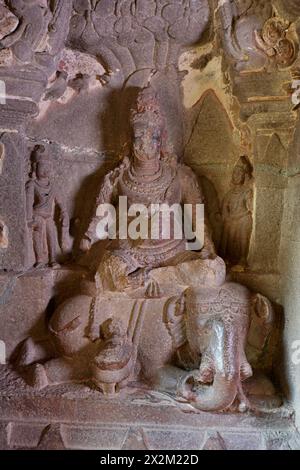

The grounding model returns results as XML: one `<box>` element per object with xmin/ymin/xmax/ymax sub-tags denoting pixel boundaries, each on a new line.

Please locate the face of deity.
<box><xmin>132</xmin><ymin>122</ymin><xmax>161</xmax><ymax>163</ymax></box>
<box><xmin>232</xmin><ymin>165</ymin><xmax>246</xmax><ymax>185</ymax></box>
<box><xmin>36</xmin><ymin>160</ymin><xmax>51</xmax><ymax>179</ymax></box>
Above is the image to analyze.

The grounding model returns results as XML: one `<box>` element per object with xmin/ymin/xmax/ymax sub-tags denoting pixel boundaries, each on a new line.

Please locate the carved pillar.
<box><xmin>0</xmin><ymin>70</ymin><xmax>47</xmax><ymax>270</ymax></box>
<box><xmin>231</xmin><ymin>68</ymin><xmax>296</xmax><ymax>274</ymax></box>
<box><xmin>0</xmin><ymin>0</ymin><xmax>73</xmax><ymax>271</ymax></box>
<box><xmin>247</xmin><ymin>111</ymin><xmax>295</xmax><ymax>273</ymax></box>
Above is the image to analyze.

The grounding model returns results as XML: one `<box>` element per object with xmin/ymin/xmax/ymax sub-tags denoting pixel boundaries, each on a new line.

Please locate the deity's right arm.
<box><xmin>82</xmin><ymin>164</ymin><xmax>123</xmax><ymax>247</ymax></box>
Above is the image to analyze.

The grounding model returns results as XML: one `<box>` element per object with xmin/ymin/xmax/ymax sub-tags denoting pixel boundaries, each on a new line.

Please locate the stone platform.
<box><xmin>0</xmin><ymin>366</ymin><xmax>299</xmax><ymax>451</ymax></box>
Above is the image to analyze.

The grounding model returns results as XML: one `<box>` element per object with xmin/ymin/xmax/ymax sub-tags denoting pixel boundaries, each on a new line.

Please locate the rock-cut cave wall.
<box><xmin>0</xmin><ymin>0</ymin><xmax>299</xmax><ymax>439</ymax></box>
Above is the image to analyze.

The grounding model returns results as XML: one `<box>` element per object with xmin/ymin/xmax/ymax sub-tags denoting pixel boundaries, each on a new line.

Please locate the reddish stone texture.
<box><xmin>0</xmin><ymin>0</ymin><xmax>299</xmax><ymax>450</ymax></box>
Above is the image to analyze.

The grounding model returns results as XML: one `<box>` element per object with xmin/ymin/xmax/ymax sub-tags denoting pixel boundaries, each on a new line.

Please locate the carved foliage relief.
<box><xmin>68</xmin><ymin>0</ymin><xmax>210</xmax><ymax>74</ymax></box>
<box><xmin>217</xmin><ymin>0</ymin><xmax>299</xmax><ymax>71</ymax></box>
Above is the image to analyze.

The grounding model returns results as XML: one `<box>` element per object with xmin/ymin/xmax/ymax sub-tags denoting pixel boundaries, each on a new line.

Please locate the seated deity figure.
<box><xmin>16</xmin><ymin>87</ymin><xmax>278</xmax><ymax>413</ymax></box>
<box><xmin>80</xmin><ymin>86</ymin><xmax>219</xmax><ymax>294</ymax></box>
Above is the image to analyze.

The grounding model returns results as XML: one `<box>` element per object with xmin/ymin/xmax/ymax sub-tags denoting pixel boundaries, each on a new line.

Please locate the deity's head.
<box><xmin>33</xmin><ymin>145</ymin><xmax>52</xmax><ymax>179</ymax></box>
<box><xmin>232</xmin><ymin>156</ymin><xmax>253</xmax><ymax>185</ymax></box>
<box><xmin>130</xmin><ymin>86</ymin><xmax>165</xmax><ymax>165</ymax></box>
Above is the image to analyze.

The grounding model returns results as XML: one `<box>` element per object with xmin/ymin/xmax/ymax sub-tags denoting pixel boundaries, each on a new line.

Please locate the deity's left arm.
<box><xmin>54</xmin><ymin>188</ymin><xmax>69</xmax><ymax>229</ymax></box>
<box><xmin>179</xmin><ymin>165</ymin><xmax>216</xmax><ymax>258</ymax></box>
<box><xmin>53</xmin><ymin>188</ymin><xmax>70</xmax><ymax>251</ymax></box>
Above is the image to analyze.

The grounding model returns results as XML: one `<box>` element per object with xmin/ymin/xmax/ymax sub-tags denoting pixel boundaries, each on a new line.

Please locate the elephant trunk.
<box><xmin>153</xmin><ymin>366</ymin><xmax>238</xmax><ymax>412</ymax></box>
<box><xmin>188</xmin><ymin>373</ymin><xmax>237</xmax><ymax>412</ymax></box>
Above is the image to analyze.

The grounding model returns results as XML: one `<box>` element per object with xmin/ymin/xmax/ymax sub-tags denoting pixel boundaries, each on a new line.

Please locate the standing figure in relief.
<box><xmin>26</xmin><ymin>145</ymin><xmax>69</xmax><ymax>268</ymax></box>
<box><xmin>220</xmin><ymin>156</ymin><xmax>254</xmax><ymax>269</ymax></box>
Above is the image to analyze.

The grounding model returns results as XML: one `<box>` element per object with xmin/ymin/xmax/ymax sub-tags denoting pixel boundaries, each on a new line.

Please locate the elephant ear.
<box><xmin>163</xmin><ymin>296</ymin><xmax>186</xmax><ymax>350</ymax></box>
<box><xmin>246</xmin><ymin>293</ymin><xmax>275</xmax><ymax>368</ymax></box>
<box><xmin>252</xmin><ymin>293</ymin><xmax>274</xmax><ymax>324</ymax></box>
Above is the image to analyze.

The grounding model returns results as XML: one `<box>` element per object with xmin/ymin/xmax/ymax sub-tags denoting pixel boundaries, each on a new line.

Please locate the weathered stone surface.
<box><xmin>201</xmin><ymin>432</ymin><xmax>227</xmax><ymax>450</ymax></box>
<box><xmin>0</xmin><ymin>368</ymin><xmax>298</xmax><ymax>450</ymax></box>
<box><xmin>221</xmin><ymin>431</ymin><xmax>263</xmax><ymax>451</ymax></box>
<box><xmin>145</xmin><ymin>429</ymin><xmax>205</xmax><ymax>451</ymax></box>
<box><xmin>122</xmin><ymin>428</ymin><xmax>148</xmax><ymax>450</ymax></box>
<box><xmin>61</xmin><ymin>424</ymin><xmax>128</xmax><ymax>450</ymax></box>
<box><xmin>0</xmin><ymin>267</ymin><xmax>90</xmax><ymax>360</ymax></box>
<box><xmin>0</xmin><ymin>422</ymin><xmax>8</xmax><ymax>449</ymax></box>
<box><xmin>0</xmin><ymin>0</ymin><xmax>299</xmax><ymax>450</ymax></box>
<box><xmin>0</xmin><ymin>133</ymin><xmax>27</xmax><ymax>271</ymax></box>
<box><xmin>8</xmin><ymin>422</ymin><xmax>46</xmax><ymax>449</ymax></box>
<box><xmin>280</xmin><ymin>174</ymin><xmax>300</xmax><ymax>430</ymax></box>
<box><xmin>37</xmin><ymin>424</ymin><xmax>65</xmax><ymax>450</ymax></box>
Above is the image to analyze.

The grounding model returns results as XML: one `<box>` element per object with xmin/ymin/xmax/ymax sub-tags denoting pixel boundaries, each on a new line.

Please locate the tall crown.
<box><xmin>32</xmin><ymin>145</ymin><xmax>51</xmax><ymax>163</ymax></box>
<box><xmin>236</xmin><ymin>155</ymin><xmax>253</xmax><ymax>176</ymax></box>
<box><xmin>130</xmin><ymin>86</ymin><xmax>164</xmax><ymax>132</ymax></box>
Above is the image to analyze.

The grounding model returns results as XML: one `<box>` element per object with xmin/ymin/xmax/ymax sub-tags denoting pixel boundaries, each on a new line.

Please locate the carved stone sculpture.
<box><xmin>282</xmin><ymin>0</ymin><xmax>300</xmax><ymax>17</ymax></box>
<box><xmin>0</xmin><ymin>0</ymin><xmax>72</xmax><ymax>67</ymax></box>
<box><xmin>159</xmin><ymin>284</ymin><xmax>273</xmax><ymax>411</ymax></box>
<box><xmin>92</xmin><ymin>302</ymin><xmax>146</xmax><ymax>395</ymax></box>
<box><xmin>68</xmin><ymin>0</ymin><xmax>210</xmax><ymax>74</ymax></box>
<box><xmin>0</xmin><ymin>0</ymin><xmax>18</xmax><ymax>65</ymax></box>
<box><xmin>0</xmin><ymin>1</ymin><xmax>18</xmax><ymax>40</ymax></box>
<box><xmin>26</xmin><ymin>145</ymin><xmax>69</xmax><ymax>268</ymax></box>
<box><xmin>217</xmin><ymin>0</ymin><xmax>298</xmax><ymax>71</ymax></box>
<box><xmin>220</xmin><ymin>156</ymin><xmax>254</xmax><ymax>269</ymax></box>
<box><xmin>81</xmin><ymin>86</ymin><xmax>217</xmax><ymax>291</ymax></box>
<box><xmin>15</xmin><ymin>88</ymin><xmax>278</xmax><ymax>413</ymax></box>
<box><xmin>254</xmin><ymin>17</ymin><xmax>297</xmax><ymax>69</ymax></box>
<box><xmin>0</xmin><ymin>0</ymin><xmax>52</xmax><ymax>65</ymax></box>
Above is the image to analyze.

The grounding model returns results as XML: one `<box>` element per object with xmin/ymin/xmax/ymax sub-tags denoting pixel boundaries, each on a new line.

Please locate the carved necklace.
<box><xmin>122</xmin><ymin>163</ymin><xmax>176</xmax><ymax>197</ymax></box>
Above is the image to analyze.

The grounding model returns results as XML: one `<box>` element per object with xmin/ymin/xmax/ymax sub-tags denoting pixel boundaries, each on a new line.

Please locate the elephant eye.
<box><xmin>57</xmin><ymin>317</ymin><xmax>82</xmax><ymax>334</ymax></box>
